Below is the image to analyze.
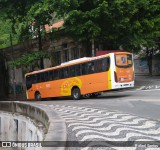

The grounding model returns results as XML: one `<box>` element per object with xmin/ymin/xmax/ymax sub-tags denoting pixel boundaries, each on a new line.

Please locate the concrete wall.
<box><xmin>134</xmin><ymin>58</ymin><xmax>160</xmax><ymax>75</ymax></box>
<box><xmin>0</xmin><ymin>111</ymin><xmax>44</xmax><ymax>148</ymax></box>
<box><xmin>152</xmin><ymin>59</ymin><xmax>160</xmax><ymax>75</ymax></box>
<box><xmin>0</xmin><ymin>102</ymin><xmax>66</xmax><ymax>150</ymax></box>
<box><xmin>134</xmin><ymin>59</ymin><xmax>149</xmax><ymax>75</ymax></box>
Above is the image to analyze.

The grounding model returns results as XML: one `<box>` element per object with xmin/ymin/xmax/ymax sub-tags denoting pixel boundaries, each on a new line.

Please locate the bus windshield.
<box><xmin>115</xmin><ymin>54</ymin><xmax>132</xmax><ymax>68</ymax></box>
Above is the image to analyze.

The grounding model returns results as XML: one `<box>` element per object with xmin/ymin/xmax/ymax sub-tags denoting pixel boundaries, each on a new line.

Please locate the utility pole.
<box><xmin>10</xmin><ymin>32</ymin><xmax>16</xmax><ymax>99</ymax></box>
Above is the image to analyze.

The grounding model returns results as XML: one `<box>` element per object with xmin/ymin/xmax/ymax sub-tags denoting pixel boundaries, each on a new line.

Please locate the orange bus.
<box><xmin>25</xmin><ymin>52</ymin><xmax>134</xmax><ymax>100</ymax></box>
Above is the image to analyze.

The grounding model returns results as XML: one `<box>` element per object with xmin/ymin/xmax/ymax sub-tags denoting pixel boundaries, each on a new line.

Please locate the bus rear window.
<box><xmin>115</xmin><ymin>54</ymin><xmax>132</xmax><ymax>68</ymax></box>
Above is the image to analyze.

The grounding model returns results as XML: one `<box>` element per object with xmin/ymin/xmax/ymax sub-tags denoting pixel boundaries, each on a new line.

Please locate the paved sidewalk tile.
<box><xmin>135</xmin><ymin>75</ymin><xmax>160</xmax><ymax>90</ymax></box>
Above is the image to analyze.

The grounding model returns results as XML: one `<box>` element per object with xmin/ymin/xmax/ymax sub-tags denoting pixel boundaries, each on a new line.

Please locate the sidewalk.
<box><xmin>135</xmin><ymin>75</ymin><xmax>160</xmax><ymax>90</ymax></box>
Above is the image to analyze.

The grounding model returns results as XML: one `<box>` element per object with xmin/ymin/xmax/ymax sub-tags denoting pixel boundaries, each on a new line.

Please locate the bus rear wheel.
<box><xmin>35</xmin><ymin>92</ymin><xmax>41</xmax><ymax>101</ymax></box>
<box><xmin>72</xmin><ymin>87</ymin><xmax>81</xmax><ymax>100</ymax></box>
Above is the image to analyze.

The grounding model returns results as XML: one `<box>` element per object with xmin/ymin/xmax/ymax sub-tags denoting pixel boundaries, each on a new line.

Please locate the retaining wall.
<box><xmin>0</xmin><ymin>102</ymin><xmax>66</xmax><ymax>150</ymax></box>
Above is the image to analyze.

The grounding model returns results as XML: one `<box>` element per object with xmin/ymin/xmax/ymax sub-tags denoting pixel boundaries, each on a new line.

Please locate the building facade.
<box><xmin>2</xmin><ymin>21</ymin><xmax>90</xmax><ymax>99</ymax></box>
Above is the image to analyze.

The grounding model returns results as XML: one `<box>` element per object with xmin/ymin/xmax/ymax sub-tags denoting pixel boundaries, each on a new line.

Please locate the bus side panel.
<box><xmin>42</xmin><ymin>77</ymin><xmax>83</xmax><ymax>97</ymax></box>
<box><xmin>80</xmin><ymin>72</ymin><xmax>109</xmax><ymax>95</ymax></box>
<box><xmin>59</xmin><ymin>77</ymin><xmax>82</xmax><ymax>96</ymax></box>
<box><xmin>26</xmin><ymin>81</ymin><xmax>61</xmax><ymax>99</ymax></box>
<box><xmin>40</xmin><ymin>80</ymin><xmax>63</xmax><ymax>98</ymax></box>
<box><xmin>27</xmin><ymin>77</ymin><xmax>83</xmax><ymax>99</ymax></box>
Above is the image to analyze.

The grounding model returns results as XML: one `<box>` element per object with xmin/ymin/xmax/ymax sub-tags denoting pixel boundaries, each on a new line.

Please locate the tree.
<box><xmin>25</xmin><ymin>0</ymin><xmax>54</xmax><ymax>68</ymax></box>
<box><xmin>52</xmin><ymin>0</ymin><xmax>160</xmax><ymax>51</ymax></box>
<box><xmin>0</xmin><ymin>51</ymin><xmax>9</xmax><ymax>100</ymax></box>
<box><xmin>0</xmin><ymin>0</ymin><xmax>54</xmax><ymax>69</ymax></box>
<box><xmin>0</xmin><ymin>13</ymin><xmax>20</xmax><ymax>49</ymax></box>
<box><xmin>8</xmin><ymin>51</ymin><xmax>51</xmax><ymax>70</ymax></box>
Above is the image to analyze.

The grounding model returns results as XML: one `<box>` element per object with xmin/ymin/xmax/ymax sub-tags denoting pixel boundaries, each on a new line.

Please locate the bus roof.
<box><xmin>60</xmin><ymin>57</ymin><xmax>90</xmax><ymax>66</ymax></box>
<box><xmin>96</xmin><ymin>50</ymin><xmax>125</xmax><ymax>56</ymax></box>
<box><xmin>25</xmin><ymin>51</ymin><xmax>132</xmax><ymax>76</ymax></box>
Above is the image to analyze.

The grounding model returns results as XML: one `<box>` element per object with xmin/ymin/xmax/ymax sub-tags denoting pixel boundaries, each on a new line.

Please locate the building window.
<box><xmin>54</xmin><ymin>51</ymin><xmax>61</xmax><ymax>65</ymax></box>
<box><xmin>63</xmin><ymin>49</ymin><xmax>69</xmax><ymax>62</ymax></box>
<box><xmin>62</xmin><ymin>43</ymin><xmax>68</xmax><ymax>49</ymax></box>
<box><xmin>71</xmin><ymin>47</ymin><xmax>79</xmax><ymax>60</ymax></box>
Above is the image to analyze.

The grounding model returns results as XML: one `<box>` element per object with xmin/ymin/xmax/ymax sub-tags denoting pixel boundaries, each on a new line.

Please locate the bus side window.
<box><xmin>63</xmin><ymin>67</ymin><xmax>69</xmax><ymax>78</ymax></box>
<box><xmin>26</xmin><ymin>75</ymin><xmax>32</xmax><ymax>90</ymax></box>
<box><xmin>102</xmin><ymin>58</ymin><xmax>109</xmax><ymax>71</ymax></box>
<box><xmin>107</xmin><ymin>57</ymin><xmax>110</xmax><ymax>70</ymax></box>
<box><xmin>41</xmin><ymin>72</ymin><xmax>48</xmax><ymax>82</ymax></box>
<box><xmin>81</xmin><ymin>63</ymin><xmax>88</xmax><ymax>75</ymax></box>
<box><xmin>88</xmin><ymin>61</ymin><xmax>95</xmax><ymax>74</ymax></box>
<box><xmin>54</xmin><ymin>69</ymin><xmax>59</xmax><ymax>80</ymax></box>
<box><xmin>75</xmin><ymin>65</ymin><xmax>81</xmax><ymax>76</ymax></box>
<box><xmin>48</xmin><ymin>70</ymin><xmax>54</xmax><ymax>81</ymax></box>
<box><xmin>70</xmin><ymin>65</ymin><xmax>81</xmax><ymax>77</ymax></box>
<box><xmin>70</xmin><ymin>66</ymin><xmax>75</xmax><ymax>77</ymax></box>
<box><xmin>45</xmin><ymin>72</ymin><xmax>49</xmax><ymax>81</ymax></box>
<box><xmin>41</xmin><ymin>73</ymin><xmax>45</xmax><ymax>82</ymax></box>
<box><xmin>32</xmin><ymin>74</ymin><xmax>37</xmax><ymax>83</ymax></box>
<box><xmin>59</xmin><ymin>69</ymin><xmax>63</xmax><ymax>79</ymax></box>
<box><xmin>37</xmin><ymin>73</ymin><xmax>41</xmax><ymax>83</ymax></box>
<box><xmin>95</xmin><ymin>59</ymin><xmax>102</xmax><ymax>73</ymax></box>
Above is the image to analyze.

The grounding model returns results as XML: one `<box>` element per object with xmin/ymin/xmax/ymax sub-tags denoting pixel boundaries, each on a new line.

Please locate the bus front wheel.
<box><xmin>72</xmin><ymin>87</ymin><xmax>81</xmax><ymax>100</ymax></box>
<box><xmin>35</xmin><ymin>92</ymin><xmax>41</xmax><ymax>101</ymax></box>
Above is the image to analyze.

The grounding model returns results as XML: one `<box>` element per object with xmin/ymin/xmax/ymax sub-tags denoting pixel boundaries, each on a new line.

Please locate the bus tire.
<box><xmin>35</xmin><ymin>92</ymin><xmax>41</xmax><ymax>101</ymax></box>
<box><xmin>72</xmin><ymin>87</ymin><xmax>81</xmax><ymax>100</ymax></box>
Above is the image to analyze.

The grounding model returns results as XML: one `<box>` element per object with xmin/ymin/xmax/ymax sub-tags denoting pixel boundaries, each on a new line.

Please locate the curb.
<box><xmin>0</xmin><ymin>101</ymin><xmax>67</xmax><ymax>150</ymax></box>
<box><xmin>30</xmin><ymin>103</ymin><xmax>67</xmax><ymax>150</ymax></box>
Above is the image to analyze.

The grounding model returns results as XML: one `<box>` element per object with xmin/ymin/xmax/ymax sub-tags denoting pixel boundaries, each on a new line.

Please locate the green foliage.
<box><xmin>0</xmin><ymin>16</ymin><xmax>20</xmax><ymax>48</ymax></box>
<box><xmin>27</xmin><ymin>0</ymin><xmax>53</xmax><ymax>26</ymax></box>
<box><xmin>0</xmin><ymin>0</ymin><xmax>55</xmax><ymax>47</ymax></box>
<box><xmin>1</xmin><ymin>0</ymin><xmax>160</xmax><ymax>53</ymax></box>
<box><xmin>8</xmin><ymin>51</ymin><xmax>51</xmax><ymax>68</ymax></box>
<box><xmin>53</xmin><ymin>0</ymin><xmax>160</xmax><ymax>51</ymax></box>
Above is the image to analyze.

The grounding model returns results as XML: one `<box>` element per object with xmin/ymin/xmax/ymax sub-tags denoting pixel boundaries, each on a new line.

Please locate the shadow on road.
<box><xmin>26</xmin><ymin>94</ymin><xmax>131</xmax><ymax>103</ymax></box>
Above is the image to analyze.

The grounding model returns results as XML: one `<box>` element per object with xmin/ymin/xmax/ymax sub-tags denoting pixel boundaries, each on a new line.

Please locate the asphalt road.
<box><xmin>27</xmin><ymin>88</ymin><xmax>160</xmax><ymax>150</ymax></box>
<box><xmin>31</xmin><ymin>88</ymin><xmax>160</xmax><ymax>121</ymax></box>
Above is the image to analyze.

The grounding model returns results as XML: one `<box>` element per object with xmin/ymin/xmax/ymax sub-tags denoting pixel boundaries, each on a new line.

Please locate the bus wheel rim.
<box><xmin>74</xmin><ymin>92</ymin><xmax>79</xmax><ymax>98</ymax></box>
<box><xmin>72</xmin><ymin>88</ymin><xmax>80</xmax><ymax>99</ymax></box>
<box><xmin>36</xmin><ymin>93</ymin><xmax>41</xmax><ymax>100</ymax></box>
